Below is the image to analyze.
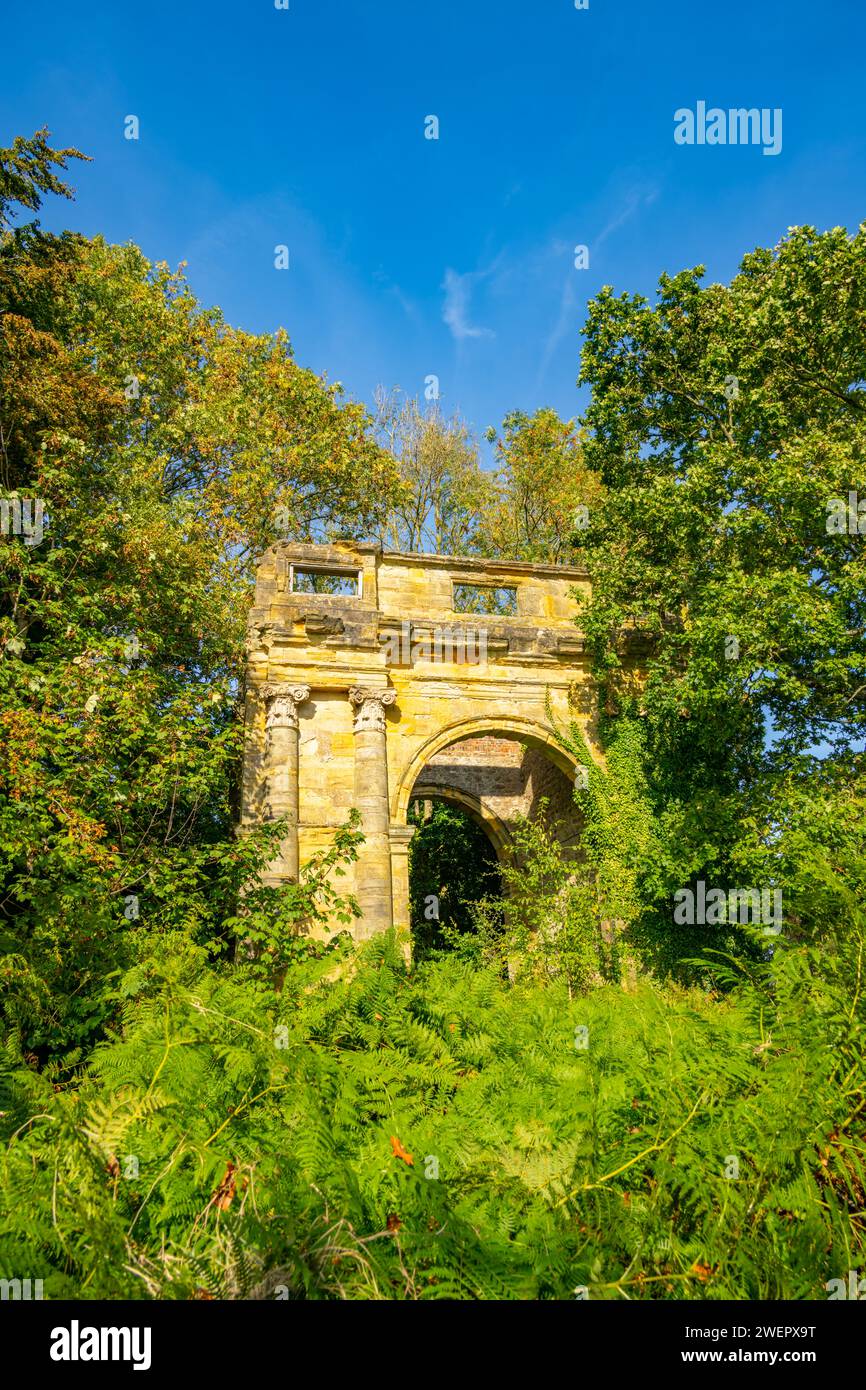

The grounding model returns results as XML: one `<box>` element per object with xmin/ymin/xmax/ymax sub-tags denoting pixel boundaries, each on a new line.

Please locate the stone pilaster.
<box><xmin>349</xmin><ymin>686</ymin><xmax>396</xmax><ymax>937</ymax></box>
<box><xmin>389</xmin><ymin>824</ymin><xmax>416</xmax><ymax>960</ymax></box>
<box><xmin>262</xmin><ymin>683</ymin><xmax>310</xmax><ymax>882</ymax></box>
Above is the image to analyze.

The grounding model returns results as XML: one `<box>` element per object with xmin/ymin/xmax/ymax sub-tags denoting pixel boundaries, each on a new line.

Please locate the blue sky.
<box><xmin>3</xmin><ymin>0</ymin><xmax>865</xmax><ymax>463</ymax></box>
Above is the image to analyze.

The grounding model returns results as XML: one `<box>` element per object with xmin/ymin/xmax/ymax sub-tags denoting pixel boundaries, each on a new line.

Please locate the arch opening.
<box><xmin>407</xmin><ymin>794</ymin><xmax>502</xmax><ymax>961</ymax></box>
<box><xmin>402</xmin><ymin>728</ymin><xmax>584</xmax><ymax>960</ymax></box>
<box><xmin>394</xmin><ymin>715</ymin><xmax>582</xmax><ymax>826</ymax></box>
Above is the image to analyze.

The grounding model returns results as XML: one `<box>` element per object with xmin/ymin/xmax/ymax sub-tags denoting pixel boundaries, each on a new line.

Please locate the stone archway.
<box><xmin>407</xmin><ymin>781</ymin><xmax>513</xmax><ymax>864</ymax></box>
<box><xmin>402</xmin><ymin>727</ymin><xmax>586</xmax><ymax>954</ymax></box>
<box><xmin>393</xmin><ymin>716</ymin><xmax>579</xmax><ymax>824</ymax></box>
<box><xmin>241</xmin><ymin>540</ymin><xmax>605</xmax><ymax>943</ymax></box>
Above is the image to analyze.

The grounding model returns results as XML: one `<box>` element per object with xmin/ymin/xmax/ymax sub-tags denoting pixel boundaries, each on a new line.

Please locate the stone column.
<box><xmin>262</xmin><ymin>683</ymin><xmax>310</xmax><ymax>883</ymax></box>
<box><xmin>348</xmin><ymin>686</ymin><xmax>396</xmax><ymax>938</ymax></box>
<box><xmin>389</xmin><ymin>825</ymin><xmax>416</xmax><ymax>961</ymax></box>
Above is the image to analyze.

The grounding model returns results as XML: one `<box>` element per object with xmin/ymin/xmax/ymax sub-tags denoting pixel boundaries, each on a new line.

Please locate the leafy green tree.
<box><xmin>480</xmin><ymin>408</ymin><xmax>605</xmax><ymax>563</ymax></box>
<box><xmin>374</xmin><ymin>389</ymin><xmax>490</xmax><ymax>555</ymax></box>
<box><xmin>0</xmin><ymin>132</ymin><xmax>397</xmax><ymax>1056</ymax></box>
<box><xmin>575</xmin><ymin>226</ymin><xmax>866</xmax><ymax>925</ymax></box>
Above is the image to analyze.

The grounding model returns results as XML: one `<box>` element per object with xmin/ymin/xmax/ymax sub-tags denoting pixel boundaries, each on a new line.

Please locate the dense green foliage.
<box><xmin>373</xmin><ymin>391</ymin><xmax>601</xmax><ymax>563</ymax></box>
<box><xmin>0</xmin><ymin>133</ymin><xmax>397</xmax><ymax>1059</ymax></box>
<box><xmin>407</xmin><ymin>799</ymin><xmax>501</xmax><ymax>960</ymax></box>
<box><xmin>1</xmin><ymin>908</ymin><xmax>862</xmax><ymax>1300</ymax></box>
<box><xmin>574</xmin><ymin>226</ymin><xmax>866</xmax><ymax>923</ymax></box>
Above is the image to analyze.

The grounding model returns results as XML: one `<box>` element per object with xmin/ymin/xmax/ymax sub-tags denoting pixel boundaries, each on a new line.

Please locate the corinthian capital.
<box><xmin>348</xmin><ymin>686</ymin><xmax>396</xmax><ymax>734</ymax></box>
<box><xmin>262</xmin><ymin>683</ymin><xmax>311</xmax><ymax>731</ymax></box>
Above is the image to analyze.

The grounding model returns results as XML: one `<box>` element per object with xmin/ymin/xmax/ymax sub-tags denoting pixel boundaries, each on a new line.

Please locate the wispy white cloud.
<box><xmin>595</xmin><ymin>184</ymin><xmax>658</xmax><ymax>251</ymax></box>
<box><xmin>535</xmin><ymin>272</ymin><xmax>578</xmax><ymax>393</ymax></box>
<box><xmin>535</xmin><ymin>183</ymin><xmax>659</xmax><ymax>390</ymax></box>
<box><xmin>441</xmin><ymin>267</ymin><xmax>495</xmax><ymax>341</ymax></box>
<box><xmin>373</xmin><ymin>268</ymin><xmax>418</xmax><ymax>322</ymax></box>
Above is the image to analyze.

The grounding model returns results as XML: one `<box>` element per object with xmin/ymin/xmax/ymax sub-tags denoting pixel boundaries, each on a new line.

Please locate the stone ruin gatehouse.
<box><xmin>241</xmin><ymin>541</ymin><xmax>601</xmax><ymax>943</ymax></box>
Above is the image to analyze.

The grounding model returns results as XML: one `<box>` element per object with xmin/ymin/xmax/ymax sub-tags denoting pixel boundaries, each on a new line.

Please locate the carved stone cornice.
<box><xmin>348</xmin><ymin>686</ymin><xmax>396</xmax><ymax>734</ymax></box>
<box><xmin>262</xmin><ymin>683</ymin><xmax>311</xmax><ymax>731</ymax></box>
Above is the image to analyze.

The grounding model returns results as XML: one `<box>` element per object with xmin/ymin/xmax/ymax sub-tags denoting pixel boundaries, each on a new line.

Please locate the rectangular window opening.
<box><xmin>452</xmin><ymin>583</ymin><xmax>518</xmax><ymax>616</ymax></box>
<box><xmin>291</xmin><ymin>567</ymin><xmax>360</xmax><ymax>597</ymax></box>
